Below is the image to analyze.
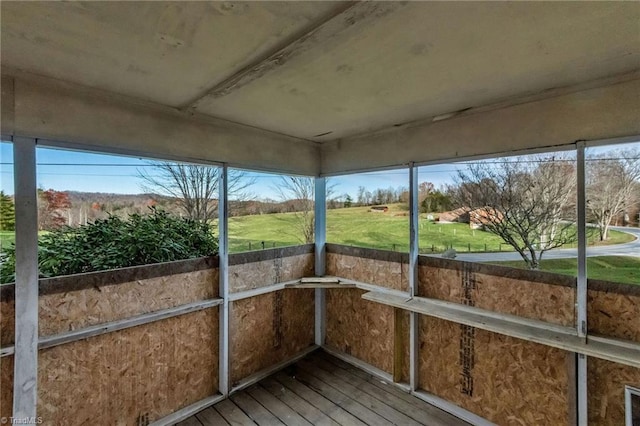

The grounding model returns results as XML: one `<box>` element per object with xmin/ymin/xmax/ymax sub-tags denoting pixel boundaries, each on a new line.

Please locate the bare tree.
<box><xmin>455</xmin><ymin>155</ymin><xmax>577</xmax><ymax>269</ymax></box>
<box><xmin>273</xmin><ymin>177</ymin><xmax>335</xmax><ymax>244</ymax></box>
<box><xmin>139</xmin><ymin>163</ymin><xmax>254</xmax><ymax>222</ymax></box>
<box><xmin>586</xmin><ymin>148</ymin><xmax>640</xmax><ymax>240</ymax></box>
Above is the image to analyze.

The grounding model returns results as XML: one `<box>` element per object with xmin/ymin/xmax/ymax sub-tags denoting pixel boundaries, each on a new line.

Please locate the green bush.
<box><xmin>0</xmin><ymin>208</ymin><xmax>218</xmax><ymax>283</ymax></box>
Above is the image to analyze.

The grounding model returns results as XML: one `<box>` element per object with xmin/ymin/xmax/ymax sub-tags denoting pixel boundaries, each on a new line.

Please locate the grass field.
<box><xmin>2</xmin><ymin>204</ymin><xmax>637</xmax><ymax>284</ymax></box>
<box><xmin>2</xmin><ymin>204</ymin><xmax>633</xmax><ymax>254</ymax></box>
<box><xmin>0</xmin><ymin>231</ymin><xmax>15</xmax><ymax>251</ymax></box>
<box><xmin>487</xmin><ymin>256</ymin><xmax>640</xmax><ymax>285</ymax></box>
<box><xmin>228</xmin><ymin>204</ymin><xmax>634</xmax><ymax>253</ymax></box>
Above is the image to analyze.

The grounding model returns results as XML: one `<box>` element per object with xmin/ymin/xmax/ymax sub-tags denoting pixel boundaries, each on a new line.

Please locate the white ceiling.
<box><xmin>2</xmin><ymin>1</ymin><xmax>639</xmax><ymax>141</ymax></box>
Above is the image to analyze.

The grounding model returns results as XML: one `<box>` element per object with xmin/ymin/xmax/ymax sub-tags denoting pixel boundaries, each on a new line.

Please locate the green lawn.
<box><xmin>227</xmin><ymin>204</ymin><xmax>635</xmax><ymax>254</ymax></box>
<box><xmin>0</xmin><ymin>231</ymin><xmax>15</xmax><ymax>251</ymax></box>
<box><xmin>486</xmin><ymin>256</ymin><xmax>640</xmax><ymax>285</ymax></box>
<box><xmin>3</xmin><ymin>205</ymin><xmax>637</xmax><ymax>284</ymax></box>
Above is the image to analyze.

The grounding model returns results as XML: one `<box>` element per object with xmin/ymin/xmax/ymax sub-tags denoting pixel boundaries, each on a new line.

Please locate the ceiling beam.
<box><xmin>320</xmin><ymin>74</ymin><xmax>640</xmax><ymax>175</ymax></box>
<box><xmin>3</xmin><ymin>70</ymin><xmax>321</xmax><ymax>176</ymax></box>
<box><xmin>182</xmin><ymin>1</ymin><xmax>406</xmax><ymax>110</ymax></box>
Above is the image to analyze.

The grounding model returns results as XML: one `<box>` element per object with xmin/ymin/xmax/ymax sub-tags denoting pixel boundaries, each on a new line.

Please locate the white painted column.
<box><xmin>409</xmin><ymin>163</ymin><xmax>420</xmax><ymax>391</ymax></box>
<box><xmin>218</xmin><ymin>165</ymin><xmax>230</xmax><ymax>396</ymax></box>
<box><xmin>576</xmin><ymin>142</ymin><xmax>588</xmax><ymax>425</ymax></box>
<box><xmin>314</xmin><ymin>177</ymin><xmax>326</xmax><ymax>346</ymax></box>
<box><xmin>12</xmin><ymin>137</ymin><xmax>39</xmax><ymax>418</ymax></box>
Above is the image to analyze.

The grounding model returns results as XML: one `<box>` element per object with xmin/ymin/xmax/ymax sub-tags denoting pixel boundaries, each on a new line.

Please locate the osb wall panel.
<box><xmin>0</xmin><ymin>291</ymin><xmax>14</xmax><ymax>346</ymax></box>
<box><xmin>418</xmin><ymin>259</ymin><xmax>575</xmax><ymax>326</ymax></box>
<box><xmin>0</xmin><ymin>257</ymin><xmax>218</xmax><ymax>343</ymax></box>
<box><xmin>325</xmin><ymin>288</ymin><xmax>394</xmax><ymax>374</ymax></box>
<box><xmin>326</xmin><ymin>250</ymin><xmax>409</xmax><ymax>292</ymax></box>
<box><xmin>230</xmin><ymin>289</ymin><xmax>314</xmax><ymax>385</ymax></box>
<box><xmin>39</xmin><ymin>268</ymin><xmax>218</xmax><ymax>337</ymax></box>
<box><xmin>419</xmin><ymin>316</ymin><xmax>570</xmax><ymax>425</ymax></box>
<box><xmin>0</xmin><ymin>355</ymin><xmax>12</xmax><ymax>419</ymax></box>
<box><xmin>588</xmin><ymin>358</ymin><xmax>640</xmax><ymax>425</ymax></box>
<box><xmin>229</xmin><ymin>247</ymin><xmax>314</xmax><ymax>293</ymax></box>
<box><xmin>588</xmin><ymin>285</ymin><xmax>640</xmax><ymax>343</ymax></box>
<box><xmin>38</xmin><ymin>308</ymin><xmax>218</xmax><ymax>425</ymax></box>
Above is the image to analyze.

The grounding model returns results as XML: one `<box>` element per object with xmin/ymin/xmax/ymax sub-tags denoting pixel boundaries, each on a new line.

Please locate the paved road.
<box><xmin>450</xmin><ymin>226</ymin><xmax>640</xmax><ymax>262</ymax></box>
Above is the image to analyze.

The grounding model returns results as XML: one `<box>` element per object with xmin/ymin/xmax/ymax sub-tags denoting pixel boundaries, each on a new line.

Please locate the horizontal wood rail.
<box><xmin>1</xmin><ymin>298</ymin><xmax>223</xmax><ymax>357</ymax></box>
<box><xmin>362</xmin><ymin>291</ymin><xmax>640</xmax><ymax>368</ymax></box>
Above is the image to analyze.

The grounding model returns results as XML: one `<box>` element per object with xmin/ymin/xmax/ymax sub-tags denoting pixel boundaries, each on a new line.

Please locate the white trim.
<box><xmin>149</xmin><ymin>394</ymin><xmax>225</xmax><ymax>426</ymax></box>
<box><xmin>230</xmin><ymin>345</ymin><xmax>320</xmax><ymax>394</ymax></box>
<box><xmin>626</xmin><ymin>386</ymin><xmax>640</xmax><ymax>426</ymax></box>
<box><xmin>229</xmin><ymin>282</ymin><xmax>287</xmax><ymax>301</ymax></box>
<box><xmin>576</xmin><ymin>142</ymin><xmax>587</xmax><ymax>338</ymax></box>
<box><xmin>576</xmin><ymin>142</ymin><xmax>589</xmax><ymax>426</ymax></box>
<box><xmin>412</xmin><ymin>390</ymin><xmax>496</xmax><ymax>426</ymax></box>
<box><xmin>218</xmin><ymin>165</ymin><xmax>230</xmax><ymax>396</ymax></box>
<box><xmin>12</xmin><ymin>137</ymin><xmax>39</xmax><ymax>419</ymax></box>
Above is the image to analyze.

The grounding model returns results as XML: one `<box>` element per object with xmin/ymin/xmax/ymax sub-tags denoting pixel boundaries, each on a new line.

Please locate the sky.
<box><xmin>1</xmin><ymin>141</ymin><xmax>638</xmax><ymax>198</ymax></box>
<box><xmin>0</xmin><ymin>143</ymin><xmax>456</xmax><ymax>199</ymax></box>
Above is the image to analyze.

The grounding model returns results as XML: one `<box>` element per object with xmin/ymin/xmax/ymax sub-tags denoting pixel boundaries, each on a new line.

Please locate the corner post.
<box><xmin>576</xmin><ymin>142</ymin><xmax>588</xmax><ymax>425</ymax></box>
<box><xmin>12</xmin><ymin>137</ymin><xmax>39</xmax><ymax>418</ymax></box>
<box><xmin>314</xmin><ymin>177</ymin><xmax>327</xmax><ymax>346</ymax></box>
<box><xmin>218</xmin><ymin>164</ymin><xmax>230</xmax><ymax>396</ymax></box>
<box><xmin>409</xmin><ymin>163</ymin><xmax>420</xmax><ymax>391</ymax></box>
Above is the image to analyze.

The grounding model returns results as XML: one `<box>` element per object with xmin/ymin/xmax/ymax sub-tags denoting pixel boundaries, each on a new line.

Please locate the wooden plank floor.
<box><xmin>179</xmin><ymin>350</ymin><xmax>469</xmax><ymax>426</ymax></box>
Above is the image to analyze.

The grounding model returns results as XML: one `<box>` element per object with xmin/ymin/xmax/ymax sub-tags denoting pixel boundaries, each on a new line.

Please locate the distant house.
<box><xmin>437</xmin><ymin>207</ymin><xmax>468</xmax><ymax>223</ymax></box>
<box><xmin>370</xmin><ymin>205</ymin><xmax>389</xmax><ymax>213</ymax></box>
<box><xmin>468</xmin><ymin>208</ymin><xmax>502</xmax><ymax>229</ymax></box>
<box><xmin>438</xmin><ymin>207</ymin><xmax>502</xmax><ymax>229</ymax></box>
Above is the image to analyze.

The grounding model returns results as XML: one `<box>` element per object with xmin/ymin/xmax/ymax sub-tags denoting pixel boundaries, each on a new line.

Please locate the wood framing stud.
<box><xmin>393</xmin><ymin>308</ymin><xmax>405</xmax><ymax>383</ymax></box>
<box><xmin>577</xmin><ymin>354</ymin><xmax>588</xmax><ymax>426</ymax></box>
